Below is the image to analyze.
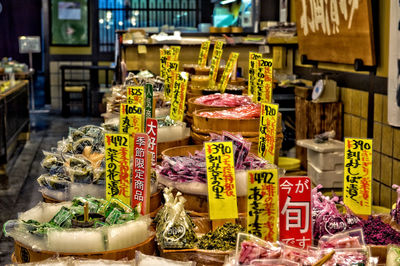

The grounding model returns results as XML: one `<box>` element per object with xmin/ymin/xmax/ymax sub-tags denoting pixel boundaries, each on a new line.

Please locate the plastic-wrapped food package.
<box><xmin>386</xmin><ymin>245</ymin><xmax>400</xmax><ymax>266</ymax></box>
<box><xmin>135</xmin><ymin>251</ymin><xmax>195</xmax><ymax>266</ymax></box>
<box><xmin>318</xmin><ymin>228</ymin><xmax>365</xmax><ymax>249</ymax></box>
<box><xmin>318</xmin><ymin>247</ymin><xmax>370</xmax><ymax>266</ymax></box>
<box><xmin>194</xmin><ymin>93</ymin><xmax>252</xmax><ymax>107</ymax></box>
<box><xmin>47</xmin><ymin>228</ymin><xmax>106</xmax><ymax>252</ymax></box>
<box><xmin>281</xmin><ymin>244</ymin><xmax>319</xmax><ymax>266</ymax></box>
<box><xmin>249</xmin><ymin>259</ymin><xmax>300</xmax><ymax>266</ymax></box>
<box><xmin>235</xmin><ymin>233</ymin><xmax>281</xmax><ymax>265</ymax></box>
<box><xmin>392</xmin><ymin>184</ymin><xmax>400</xmax><ymax>225</ymax></box>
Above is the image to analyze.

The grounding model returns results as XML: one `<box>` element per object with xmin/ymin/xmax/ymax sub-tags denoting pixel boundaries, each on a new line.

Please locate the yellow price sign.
<box><xmin>171</xmin><ymin>46</ymin><xmax>181</xmax><ymax>60</ymax></box>
<box><xmin>258</xmin><ymin>103</ymin><xmax>278</xmax><ymax>163</ymax></box>
<box><xmin>248</xmin><ymin>52</ymin><xmax>263</xmax><ymax>97</ymax></box>
<box><xmin>197</xmin><ymin>41</ymin><xmax>211</xmax><ymax>66</ymax></box>
<box><xmin>344</xmin><ymin>138</ymin><xmax>372</xmax><ymax>216</ymax></box>
<box><xmin>208</xmin><ymin>41</ymin><xmax>224</xmax><ymax>88</ymax></box>
<box><xmin>165</xmin><ymin>60</ymin><xmax>180</xmax><ymax>100</ymax></box>
<box><xmin>247</xmin><ymin>169</ymin><xmax>278</xmax><ymax>241</ymax></box>
<box><xmin>127</xmin><ymin>86</ymin><xmax>145</xmax><ymax>106</ymax></box>
<box><xmin>218</xmin><ymin>52</ymin><xmax>239</xmax><ymax>93</ymax></box>
<box><xmin>105</xmin><ymin>133</ymin><xmax>131</xmax><ymax>205</ymax></box>
<box><xmin>120</xmin><ymin>104</ymin><xmax>143</xmax><ymax>155</ymax></box>
<box><xmin>170</xmin><ymin>72</ymin><xmax>188</xmax><ymax>121</ymax></box>
<box><xmin>254</xmin><ymin>59</ymin><xmax>273</xmax><ymax>103</ymax></box>
<box><xmin>205</xmin><ymin>141</ymin><xmax>238</xmax><ymax>220</ymax></box>
<box><xmin>160</xmin><ymin>48</ymin><xmax>173</xmax><ymax>80</ymax></box>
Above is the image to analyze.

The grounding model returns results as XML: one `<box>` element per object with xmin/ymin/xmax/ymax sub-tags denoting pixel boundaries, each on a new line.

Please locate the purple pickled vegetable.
<box><xmin>391</xmin><ymin>184</ymin><xmax>400</xmax><ymax>224</ymax></box>
<box><xmin>362</xmin><ymin>216</ymin><xmax>400</xmax><ymax>245</ymax></box>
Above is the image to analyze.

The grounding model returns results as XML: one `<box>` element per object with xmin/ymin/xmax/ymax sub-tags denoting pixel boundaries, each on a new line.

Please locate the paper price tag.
<box><xmin>258</xmin><ymin>103</ymin><xmax>279</xmax><ymax>163</ymax></box>
<box><xmin>165</xmin><ymin>60</ymin><xmax>179</xmax><ymax>100</ymax></box>
<box><xmin>105</xmin><ymin>133</ymin><xmax>131</xmax><ymax>205</ymax></box>
<box><xmin>171</xmin><ymin>46</ymin><xmax>181</xmax><ymax>60</ymax></box>
<box><xmin>344</xmin><ymin>138</ymin><xmax>372</xmax><ymax>216</ymax></box>
<box><xmin>144</xmin><ymin>83</ymin><xmax>154</xmax><ymax>125</ymax></box>
<box><xmin>132</xmin><ymin>133</ymin><xmax>150</xmax><ymax>215</ymax></box>
<box><xmin>208</xmin><ymin>41</ymin><xmax>224</xmax><ymax>88</ymax></box>
<box><xmin>120</xmin><ymin>104</ymin><xmax>143</xmax><ymax>154</ymax></box>
<box><xmin>248</xmin><ymin>52</ymin><xmax>263</xmax><ymax>97</ymax></box>
<box><xmin>205</xmin><ymin>141</ymin><xmax>238</xmax><ymax>220</ymax></box>
<box><xmin>145</xmin><ymin>118</ymin><xmax>158</xmax><ymax>168</ymax></box>
<box><xmin>198</xmin><ymin>41</ymin><xmax>211</xmax><ymax>66</ymax></box>
<box><xmin>247</xmin><ymin>169</ymin><xmax>278</xmax><ymax>241</ymax></box>
<box><xmin>160</xmin><ymin>48</ymin><xmax>173</xmax><ymax>80</ymax></box>
<box><xmin>170</xmin><ymin>72</ymin><xmax>188</xmax><ymax>121</ymax></box>
<box><xmin>218</xmin><ymin>52</ymin><xmax>239</xmax><ymax>93</ymax></box>
<box><xmin>254</xmin><ymin>59</ymin><xmax>273</xmax><ymax>103</ymax></box>
<box><xmin>127</xmin><ymin>86</ymin><xmax>145</xmax><ymax>106</ymax></box>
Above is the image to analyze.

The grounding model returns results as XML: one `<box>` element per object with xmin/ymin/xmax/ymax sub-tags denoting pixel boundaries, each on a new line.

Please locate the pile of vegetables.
<box><xmin>361</xmin><ymin>216</ymin><xmax>400</xmax><ymax>245</ymax></box>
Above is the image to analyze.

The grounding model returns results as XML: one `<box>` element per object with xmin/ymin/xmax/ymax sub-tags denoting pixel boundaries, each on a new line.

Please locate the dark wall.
<box><xmin>0</xmin><ymin>0</ymin><xmax>42</xmax><ymax>71</ymax></box>
<box><xmin>260</xmin><ymin>0</ymin><xmax>279</xmax><ymax>21</ymax></box>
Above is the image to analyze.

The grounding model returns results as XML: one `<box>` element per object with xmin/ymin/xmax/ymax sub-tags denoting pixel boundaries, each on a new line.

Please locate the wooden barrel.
<box><xmin>13</xmin><ymin>235</ymin><xmax>156</xmax><ymax>263</ymax></box>
<box><xmin>187</xmin><ymin>96</ymin><xmax>233</xmax><ymax>116</ymax></box>
<box><xmin>157</xmin><ymin>136</ymin><xmax>191</xmax><ymax>159</ymax></box>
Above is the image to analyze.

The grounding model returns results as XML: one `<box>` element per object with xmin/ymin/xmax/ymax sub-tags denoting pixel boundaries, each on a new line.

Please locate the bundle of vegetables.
<box><xmin>198</xmin><ymin>103</ymin><xmax>260</xmax><ymax>119</ymax></box>
<box><xmin>361</xmin><ymin>216</ymin><xmax>400</xmax><ymax>245</ymax></box>
<box><xmin>22</xmin><ymin>196</ymin><xmax>139</xmax><ymax>236</ymax></box>
<box><xmin>37</xmin><ymin>125</ymin><xmax>106</xmax><ymax>190</ymax></box>
<box><xmin>197</xmin><ymin>223</ymin><xmax>244</xmax><ymax>251</ymax></box>
<box><xmin>194</xmin><ymin>93</ymin><xmax>252</xmax><ymax>107</ymax></box>
<box><xmin>391</xmin><ymin>184</ymin><xmax>400</xmax><ymax>224</ymax></box>
<box><xmin>312</xmin><ymin>185</ymin><xmax>361</xmax><ymax>240</ymax></box>
<box><xmin>155</xmin><ymin>188</ymin><xmax>197</xmax><ymax>249</ymax></box>
<box><xmin>157</xmin><ymin>132</ymin><xmax>267</xmax><ymax>183</ymax></box>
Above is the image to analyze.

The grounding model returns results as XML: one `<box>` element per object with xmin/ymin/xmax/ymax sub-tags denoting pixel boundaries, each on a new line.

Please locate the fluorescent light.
<box><xmin>220</xmin><ymin>0</ymin><xmax>236</xmax><ymax>5</ymax></box>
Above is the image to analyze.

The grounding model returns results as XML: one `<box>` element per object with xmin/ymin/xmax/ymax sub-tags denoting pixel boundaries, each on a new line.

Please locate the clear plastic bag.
<box><xmin>386</xmin><ymin>244</ymin><xmax>400</xmax><ymax>266</ymax></box>
<box><xmin>235</xmin><ymin>233</ymin><xmax>281</xmax><ymax>265</ymax></box>
<box><xmin>318</xmin><ymin>247</ymin><xmax>370</xmax><ymax>266</ymax></box>
<box><xmin>249</xmin><ymin>259</ymin><xmax>300</xmax><ymax>266</ymax></box>
<box><xmin>318</xmin><ymin>228</ymin><xmax>365</xmax><ymax>249</ymax></box>
<box><xmin>136</xmin><ymin>251</ymin><xmax>195</xmax><ymax>266</ymax></box>
<box><xmin>281</xmin><ymin>244</ymin><xmax>319</xmax><ymax>266</ymax></box>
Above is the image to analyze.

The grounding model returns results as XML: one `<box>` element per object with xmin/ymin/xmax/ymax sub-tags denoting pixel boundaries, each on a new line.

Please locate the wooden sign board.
<box><xmin>295</xmin><ymin>0</ymin><xmax>375</xmax><ymax>66</ymax></box>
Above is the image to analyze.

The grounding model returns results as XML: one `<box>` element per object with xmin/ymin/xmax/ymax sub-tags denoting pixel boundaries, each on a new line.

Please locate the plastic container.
<box><xmin>297</xmin><ymin>139</ymin><xmax>344</xmax><ymax>171</ymax></box>
<box><xmin>308</xmin><ymin>162</ymin><xmax>343</xmax><ymax>188</ymax></box>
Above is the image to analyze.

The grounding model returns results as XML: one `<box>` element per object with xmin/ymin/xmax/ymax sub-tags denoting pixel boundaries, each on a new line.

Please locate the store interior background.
<box><xmin>0</xmin><ymin>0</ymin><xmax>396</xmax><ymax>208</ymax></box>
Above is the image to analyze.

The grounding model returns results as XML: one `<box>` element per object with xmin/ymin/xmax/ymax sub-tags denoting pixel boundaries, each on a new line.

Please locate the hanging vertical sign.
<box><xmin>127</xmin><ymin>86</ymin><xmax>145</xmax><ymax>106</ymax></box>
<box><xmin>249</xmin><ymin>52</ymin><xmax>263</xmax><ymax>97</ymax></box>
<box><xmin>218</xmin><ymin>52</ymin><xmax>239</xmax><ymax>93</ymax></box>
<box><xmin>254</xmin><ymin>59</ymin><xmax>273</xmax><ymax>103</ymax></box>
<box><xmin>204</xmin><ymin>141</ymin><xmax>238</xmax><ymax>220</ymax></box>
<box><xmin>165</xmin><ymin>60</ymin><xmax>180</xmax><ymax>100</ymax></box>
<box><xmin>144</xmin><ymin>83</ymin><xmax>154</xmax><ymax>122</ymax></box>
<box><xmin>279</xmin><ymin>177</ymin><xmax>312</xmax><ymax>249</ymax></box>
<box><xmin>146</xmin><ymin>118</ymin><xmax>158</xmax><ymax>168</ymax></box>
<box><xmin>132</xmin><ymin>133</ymin><xmax>150</xmax><ymax>215</ymax></box>
<box><xmin>247</xmin><ymin>169</ymin><xmax>278</xmax><ymax>242</ymax></box>
<box><xmin>160</xmin><ymin>48</ymin><xmax>173</xmax><ymax>80</ymax></box>
<box><xmin>170</xmin><ymin>72</ymin><xmax>188</xmax><ymax>121</ymax></box>
<box><xmin>208</xmin><ymin>41</ymin><xmax>224</xmax><ymax>88</ymax></box>
<box><xmin>105</xmin><ymin>133</ymin><xmax>131</xmax><ymax>205</ymax></box>
<box><xmin>258</xmin><ymin>103</ymin><xmax>279</xmax><ymax>163</ymax></box>
<box><xmin>197</xmin><ymin>41</ymin><xmax>211</xmax><ymax>66</ymax></box>
<box><xmin>343</xmin><ymin>138</ymin><xmax>372</xmax><ymax>216</ymax></box>
<box><xmin>171</xmin><ymin>46</ymin><xmax>181</xmax><ymax>60</ymax></box>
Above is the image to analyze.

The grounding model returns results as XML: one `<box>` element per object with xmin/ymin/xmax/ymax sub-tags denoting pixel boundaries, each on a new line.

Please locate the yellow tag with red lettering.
<box><xmin>160</xmin><ymin>48</ymin><xmax>173</xmax><ymax>80</ymax></box>
<box><xmin>258</xmin><ymin>103</ymin><xmax>278</xmax><ymax>163</ymax></box>
<box><xmin>198</xmin><ymin>41</ymin><xmax>211</xmax><ymax>66</ymax></box>
<box><xmin>171</xmin><ymin>46</ymin><xmax>181</xmax><ymax>61</ymax></box>
<box><xmin>248</xmin><ymin>52</ymin><xmax>263</xmax><ymax>97</ymax></box>
<box><xmin>170</xmin><ymin>72</ymin><xmax>188</xmax><ymax>121</ymax></box>
<box><xmin>127</xmin><ymin>86</ymin><xmax>145</xmax><ymax>106</ymax></box>
<box><xmin>208</xmin><ymin>41</ymin><xmax>224</xmax><ymax>88</ymax></box>
<box><xmin>105</xmin><ymin>133</ymin><xmax>131</xmax><ymax>205</ymax></box>
<box><xmin>120</xmin><ymin>104</ymin><xmax>143</xmax><ymax>154</ymax></box>
<box><xmin>165</xmin><ymin>60</ymin><xmax>180</xmax><ymax>100</ymax></box>
<box><xmin>254</xmin><ymin>59</ymin><xmax>273</xmax><ymax>103</ymax></box>
<box><xmin>344</xmin><ymin>138</ymin><xmax>372</xmax><ymax>216</ymax></box>
<box><xmin>205</xmin><ymin>141</ymin><xmax>238</xmax><ymax>220</ymax></box>
<box><xmin>247</xmin><ymin>169</ymin><xmax>278</xmax><ymax>241</ymax></box>
<box><xmin>218</xmin><ymin>52</ymin><xmax>239</xmax><ymax>93</ymax></box>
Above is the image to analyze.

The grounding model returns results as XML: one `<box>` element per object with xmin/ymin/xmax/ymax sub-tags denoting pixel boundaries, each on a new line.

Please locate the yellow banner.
<box><xmin>160</xmin><ymin>48</ymin><xmax>173</xmax><ymax>80</ymax></box>
<box><xmin>344</xmin><ymin>138</ymin><xmax>372</xmax><ymax>216</ymax></box>
<box><xmin>171</xmin><ymin>46</ymin><xmax>181</xmax><ymax>60</ymax></box>
<box><xmin>254</xmin><ymin>59</ymin><xmax>273</xmax><ymax>103</ymax></box>
<box><xmin>208</xmin><ymin>41</ymin><xmax>224</xmax><ymax>88</ymax></box>
<box><xmin>105</xmin><ymin>133</ymin><xmax>131</xmax><ymax>205</ymax></box>
<box><xmin>248</xmin><ymin>52</ymin><xmax>263</xmax><ymax>97</ymax></box>
<box><xmin>127</xmin><ymin>86</ymin><xmax>145</xmax><ymax>106</ymax></box>
<box><xmin>247</xmin><ymin>169</ymin><xmax>278</xmax><ymax>242</ymax></box>
<box><xmin>164</xmin><ymin>60</ymin><xmax>180</xmax><ymax>100</ymax></box>
<box><xmin>170</xmin><ymin>72</ymin><xmax>188</xmax><ymax>121</ymax></box>
<box><xmin>258</xmin><ymin>103</ymin><xmax>278</xmax><ymax>163</ymax></box>
<box><xmin>197</xmin><ymin>41</ymin><xmax>211</xmax><ymax>66</ymax></box>
<box><xmin>205</xmin><ymin>141</ymin><xmax>238</xmax><ymax>220</ymax></box>
<box><xmin>218</xmin><ymin>52</ymin><xmax>239</xmax><ymax>93</ymax></box>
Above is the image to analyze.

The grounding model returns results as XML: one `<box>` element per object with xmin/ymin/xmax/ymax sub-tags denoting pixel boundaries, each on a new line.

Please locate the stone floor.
<box><xmin>0</xmin><ymin>113</ymin><xmax>102</xmax><ymax>265</ymax></box>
